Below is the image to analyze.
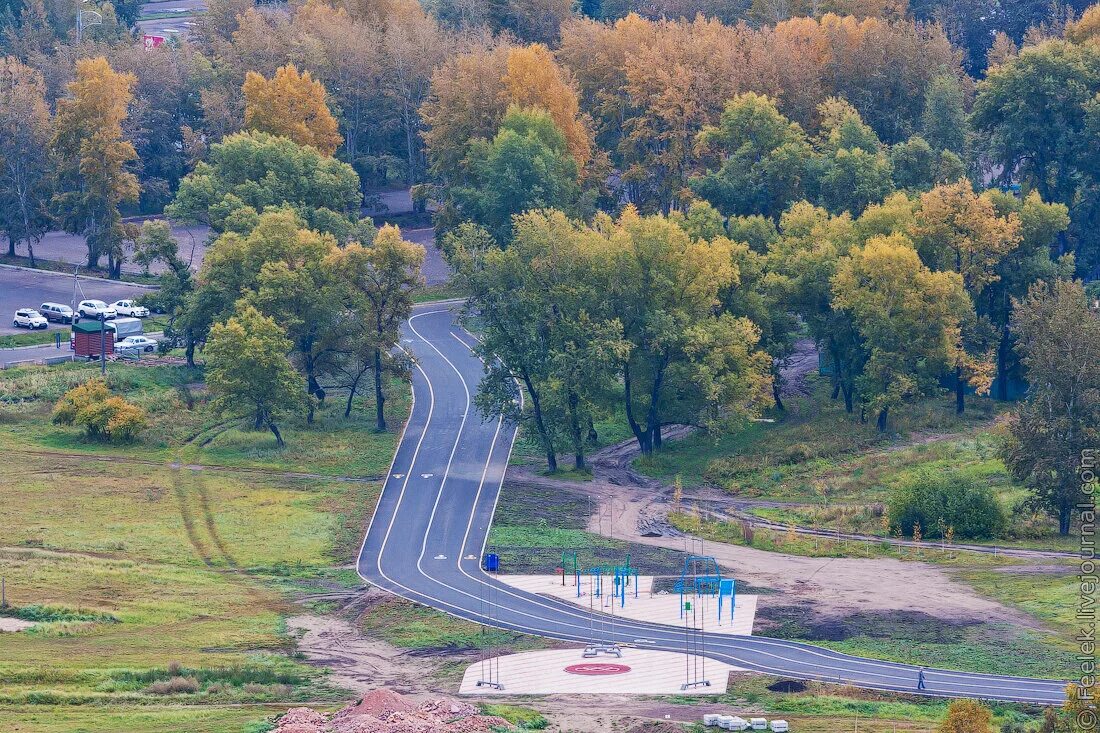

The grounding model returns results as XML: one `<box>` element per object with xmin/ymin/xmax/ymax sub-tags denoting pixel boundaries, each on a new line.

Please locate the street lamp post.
<box><xmin>76</xmin><ymin>7</ymin><xmax>102</xmax><ymax>41</ymax></box>
<box><xmin>99</xmin><ymin>313</ymin><xmax>107</xmax><ymax>376</ymax></box>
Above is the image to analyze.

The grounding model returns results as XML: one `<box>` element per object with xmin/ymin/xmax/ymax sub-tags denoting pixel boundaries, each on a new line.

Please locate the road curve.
<box><xmin>357</xmin><ymin>303</ymin><xmax>1068</xmax><ymax>705</ymax></box>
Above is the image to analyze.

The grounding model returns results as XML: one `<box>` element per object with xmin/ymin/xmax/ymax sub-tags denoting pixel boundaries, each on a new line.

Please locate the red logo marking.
<box><xmin>564</xmin><ymin>663</ymin><xmax>632</xmax><ymax>676</ymax></box>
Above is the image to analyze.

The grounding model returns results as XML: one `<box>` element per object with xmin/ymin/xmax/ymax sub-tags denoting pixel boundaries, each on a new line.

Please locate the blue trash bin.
<box><xmin>482</xmin><ymin>553</ymin><xmax>500</xmax><ymax>572</ymax></box>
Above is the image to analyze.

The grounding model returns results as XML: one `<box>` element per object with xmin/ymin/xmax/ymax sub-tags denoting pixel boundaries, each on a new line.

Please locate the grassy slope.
<box><xmin>0</xmin><ymin>361</ymin><xmax>410</xmax><ymax>731</ymax></box>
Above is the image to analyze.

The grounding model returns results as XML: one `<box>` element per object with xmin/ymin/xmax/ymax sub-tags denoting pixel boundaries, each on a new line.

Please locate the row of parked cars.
<box><xmin>703</xmin><ymin>716</ymin><xmax>788</xmax><ymax>732</ymax></box>
<box><xmin>12</xmin><ymin>300</ymin><xmax>150</xmax><ymax>330</ymax></box>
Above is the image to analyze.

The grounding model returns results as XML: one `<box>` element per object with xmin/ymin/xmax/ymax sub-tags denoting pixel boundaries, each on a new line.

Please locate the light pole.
<box><xmin>99</xmin><ymin>312</ymin><xmax>107</xmax><ymax>375</ymax></box>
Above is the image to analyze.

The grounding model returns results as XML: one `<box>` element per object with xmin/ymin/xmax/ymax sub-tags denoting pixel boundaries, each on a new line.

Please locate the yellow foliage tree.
<box><xmin>243</xmin><ymin>63</ymin><xmax>343</xmax><ymax>156</ymax></box>
<box><xmin>939</xmin><ymin>699</ymin><xmax>993</xmax><ymax>733</ymax></box>
<box><xmin>503</xmin><ymin>44</ymin><xmax>592</xmax><ymax>169</ymax></box>
<box><xmin>51</xmin><ymin>57</ymin><xmax>139</xmax><ymax>275</ymax></box>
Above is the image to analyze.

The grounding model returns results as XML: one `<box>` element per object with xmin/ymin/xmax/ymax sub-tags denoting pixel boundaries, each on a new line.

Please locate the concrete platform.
<box><xmin>497</xmin><ymin>574</ymin><xmax>758</xmax><ymax>636</ymax></box>
<box><xmin>459</xmin><ymin>647</ymin><xmax>743</xmax><ymax>695</ymax></box>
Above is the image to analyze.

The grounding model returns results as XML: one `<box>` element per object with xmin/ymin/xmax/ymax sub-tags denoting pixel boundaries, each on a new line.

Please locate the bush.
<box><xmin>51</xmin><ymin>378</ymin><xmax>147</xmax><ymax>442</ymax></box>
<box><xmin>146</xmin><ymin>676</ymin><xmax>200</xmax><ymax>695</ymax></box>
<box><xmin>887</xmin><ymin>467</ymin><xmax>1007</xmax><ymax>539</ymax></box>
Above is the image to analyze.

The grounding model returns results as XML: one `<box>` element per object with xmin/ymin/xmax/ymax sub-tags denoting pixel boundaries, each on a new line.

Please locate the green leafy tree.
<box><xmin>449</xmin><ymin>210</ymin><xmax>627</xmax><ymax>471</ymax></box>
<box><xmin>1002</xmin><ymin>279</ymin><xmax>1100</xmax><ymax>534</ymax></box>
<box><xmin>691</xmin><ymin>93</ymin><xmax>815</xmax><ymax>221</ymax></box>
<box><xmin>0</xmin><ymin>56</ymin><xmax>52</xmax><ymax>266</ymax></box>
<box><xmin>920</xmin><ymin>73</ymin><xmax>968</xmax><ymax>156</ymax></box>
<box><xmin>327</xmin><ymin>224</ymin><xmax>424</xmax><ymax>430</ymax></box>
<box><xmin>451</xmin><ymin>106</ymin><xmax>585</xmax><ymax>243</ymax></box>
<box><xmin>982</xmin><ymin>190</ymin><xmax>1073</xmax><ymax>399</ymax></box>
<box><xmin>890</xmin><ymin>136</ymin><xmax>966</xmax><ymax>192</ymax></box>
<box><xmin>205</xmin><ymin>305</ymin><xmax>305</xmax><ymax>448</ymax></box>
<box><xmin>604</xmin><ymin>207</ymin><xmax>771</xmax><ymax>454</ymax></box>
<box><xmin>831</xmin><ymin>233</ymin><xmax>971</xmax><ymax>430</ymax></box>
<box><xmin>132</xmin><ymin>220</ymin><xmax>194</xmax><ymax>339</ymax></box>
<box><xmin>166</xmin><ymin>131</ymin><xmax>362</xmax><ymax>239</ymax></box>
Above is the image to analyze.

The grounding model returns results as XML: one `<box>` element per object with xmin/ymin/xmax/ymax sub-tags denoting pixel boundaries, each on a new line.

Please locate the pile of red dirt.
<box><xmin>272</xmin><ymin>689</ymin><xmax>512</xmax><ymax>733</ymax></box>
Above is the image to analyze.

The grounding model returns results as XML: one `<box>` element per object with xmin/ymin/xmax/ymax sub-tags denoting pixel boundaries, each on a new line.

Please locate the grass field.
<box><xmin>0</xmin><ymin>360</ymin><xmax>407</xmax><ymax>478</ymax></box>
<box><xmin>0</xmin><ymin>360</ymin><xmax>410</xmax><ymax>731</ymax></box>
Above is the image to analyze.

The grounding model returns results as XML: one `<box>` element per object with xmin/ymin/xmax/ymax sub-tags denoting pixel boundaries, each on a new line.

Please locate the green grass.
<box><xmin>359</xmin><ymin>597</ymin><xmax>548</xmax><ymax>652</ymax></box>
<box><xmin>479</xmin><ymin>703</ymin><xmax>548</xmax><ymax>729</ymax></box>
<box><xmin>0</xmin><ymin>360</ymin><xmax>409</xmax><ymax>478</ymax></box>
<box><xmin>0</xmin><ymin>454</ymin><xmax>384</xmax><ymax>710</ymax></box>
<box><xmin>0</xmin><ymin>705</ymin><xmax>284</xmax><ymax>733</ymax></box>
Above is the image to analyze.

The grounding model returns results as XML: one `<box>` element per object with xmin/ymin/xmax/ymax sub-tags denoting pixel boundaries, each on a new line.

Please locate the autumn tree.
<box><xmin>327</xmin><ymin>224</ymin><xmax>424</xmax><ymax>429</ymax></box>
<box><xmin>831</xmin><ymin>233</ymin><xmax>971</xmax><ymax>430</ymax></box>
<box><xmin>1002</xmin><ymin>279</ymin><xmax>1100</xmax><ymax>534</ymax></box>
<box><xmin>912</xmin><ymin>180</ymin><xmax>1021</xmax><ymax>412</ymax></box>
<box><xmin>51</xmin><ymin>57</ymin><xmax>139</xmax><ymax>275</ymax></box>
<box><xmin>167</xmin><ymin>131</ymin><xmax>362</xmax><ymax>238</ymax></box>
<box><xmin>205</xmin><ymin>305</ymin><xmax>306</xmax><ymax>448</ymax></box>
<box><xmin>939</xmin><ymin>699</ymin><xmax>993</xmax><ymax>733</ymax></box>
<box><xmin>0</xmin><ymin>56</ymin><xmax>51</xmax><ymax>266</ymax></box>
<box><xmin>243</xmin><ymin>63</ymin><xmax>342</xmax><ymax>156</ymax></box>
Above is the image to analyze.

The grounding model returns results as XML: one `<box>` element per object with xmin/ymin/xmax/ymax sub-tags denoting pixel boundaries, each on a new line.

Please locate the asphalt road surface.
<box><xmin>0</xmin><ymin>267</ymin><xmax>153</xmax><ymax>335</ymax></box>
<box><xmin>357</xmin><ymin>303</ymin><xmax>1068</xmax><ymax>704</ymax></box>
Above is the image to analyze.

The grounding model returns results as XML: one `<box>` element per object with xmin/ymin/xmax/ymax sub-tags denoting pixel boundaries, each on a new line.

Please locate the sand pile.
<box><xmin>272</xmin><ymin>689</ymin><xmax>512</xmax><ymax>733</ymax></box>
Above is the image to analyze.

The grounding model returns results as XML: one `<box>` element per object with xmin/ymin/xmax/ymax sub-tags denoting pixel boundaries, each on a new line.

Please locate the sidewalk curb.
<box><xmin>0</xmin><ymin>263</ymin><xmax>159</xmax><ymax>288</ymax></box>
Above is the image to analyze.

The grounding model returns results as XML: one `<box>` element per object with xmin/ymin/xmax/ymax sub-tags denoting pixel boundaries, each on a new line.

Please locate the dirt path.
<box><xmin>287</xmin><ymin>613</ymin><xmax>439</xmax><ymax>695</ymax></box>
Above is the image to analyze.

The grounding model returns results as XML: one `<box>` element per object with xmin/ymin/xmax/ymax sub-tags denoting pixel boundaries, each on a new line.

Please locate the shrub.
<box><xmin>887</xmin><ymin>467</ymin><xmax>1007</xmax><ymax>539</ymax></box>
<box><xmin>51</xmin><ymin>378</ymin><xmax>147</xmax><ymax>442</ymax></box>
<box><xmin>940</xmin><ymin>699</ymin><xmax>992</xmax><ymax>733</ymax></box>
<box><xmin>146</xmin><ymin>676</ymin><xmax>200</xmax><ymax>695</ymax></box>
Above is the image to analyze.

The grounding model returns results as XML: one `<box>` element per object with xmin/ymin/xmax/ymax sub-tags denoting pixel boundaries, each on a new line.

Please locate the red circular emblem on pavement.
<box><xmin>564</xmin><ymin>663</ymin><xmax>632</xmax><ymax>675</ymax></box>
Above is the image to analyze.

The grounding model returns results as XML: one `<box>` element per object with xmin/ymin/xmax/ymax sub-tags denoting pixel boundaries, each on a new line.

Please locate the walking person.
<box><xmin>917</xmin><ymin>667</ymin><xmax>927</xmax><ymax>690</ymax></box>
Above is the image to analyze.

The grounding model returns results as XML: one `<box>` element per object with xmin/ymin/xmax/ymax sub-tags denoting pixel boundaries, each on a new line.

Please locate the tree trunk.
<box><xmin>566</xmin><ymin>391</ymin><xmax>585</xmax><ymax>471</ymax></box>
<box><xmin>527</xmin><ymin>383</ymin><xmax>557</xmax><ymax>473</ymax></box>
<box><xmin>185</xmin><ymin>337</ymin><xmax>196</xmax><ymax>368</ymax></box>
<box><xmin>586</xmin><ymin>416</ymin><xmax>598</xmax><ymax>446</ymax></box>
<box><xmin>842</xmin><ymin>383</ymin><xmax>853</xmax><ymax>413</ymax></box>
<box><xmin>996</xmin><ymin>325</ymin><xmax>1011</xmax><ymax>401</ymax></box>
<box><xmin>254</xmin><ymin>410</ymin><xmax>264</xmax><ymax>430</ymax></box>
<box><xmin>6</xmin><ymin>236</ymin><xmax>13</xmax><ymax>257</ymax></box>
<box><xmin>773</xmin><ymin>380</ymin><xmax>786</xmax><ymax>412</ymax></box>
<box><xmin>623</xmin><ymin>363</ymin><xmax>651</xmax><ymax>455</ymax></box>
<box><xmin>267</xmin><ymin>419</ymin><xmax>285</xmax><ymax>448</ymax></box>
<box><xmin>955</xmin><ymin>365</ymin><xmax>965</xmax><ymax>414</ymax></box>
<box><xmin>374</xmin><ymin>348</ymin><xmax>386</xmax><ymax>431</ymax></box>
<box><xmin>1059</xmin><ymin>505</ymin><xmax>1071</xmax><ymax>536</ymax></box>
<box><xmin>831</xmin><ymin>381</ymin><xmax>841</xmax><ymax>400</ymax></box>
<box><xmin>876</xmin><ymin>407</ymin><xmax>889</xmax><ymax>432</ymax></box>
<box><xmin>26</xmin><ymin>239</ymin><xmax>35</xmax><ymax>268</ymax></box>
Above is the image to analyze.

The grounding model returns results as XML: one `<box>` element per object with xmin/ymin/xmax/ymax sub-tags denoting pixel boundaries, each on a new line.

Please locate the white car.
<box><xmin>116</xmin><ymin>335</ymin><xmax>158</xmax><ymax>353</ymax></box>
<box><xmin>77</xmin><ymin>300</ymin><xmax>117</xmax><ymax>320</ymax></box>
<box><xmin>112</xmin><ymin>299</ymin><xmax>150</xmax><ymax>318</ymax></box>
<box><xmin>13</xmin><ymin>308</ymin><xmax>48</xmax><ymax>329</ymax></box>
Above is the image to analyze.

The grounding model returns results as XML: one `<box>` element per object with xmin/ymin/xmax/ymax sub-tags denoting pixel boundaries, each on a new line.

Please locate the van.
<box><xmin>769</xmin><ymin>721</ymin><xmax>789</xmax><ymax>732</ymax></box>
<box><xmin>105</xmin><ymin>317</ymin><xmax>143</xmax><ymax>340</ymax></box>
<box><xmin>40</xmin><ymin>302</ymin><xmax>74</xmax><ymax>323</ymax></box>
<box><xmin>750</xmin><ymin>718</ymin><xmax>768</xmax><ymax>730</ymax></box>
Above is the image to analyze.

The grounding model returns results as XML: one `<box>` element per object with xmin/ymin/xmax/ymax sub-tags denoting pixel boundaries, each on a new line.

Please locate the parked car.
<box><xmin>116</xmin><ymin>335</ymin><xmax>157</xmax><ymax>353</ymax></box>
<box><xmin>40</xmin><ymin>302</ymin><xmax>75</xmax><ymax>323</ymax></box>
<box><xmin>77</xmin><ymin>300</ymin><xmax>117</xmax><ymax>320</ymax></box>
<box><xmin>111</xmin><ymin>299</ymin><xmax>149</xmax><ymax>318</ymax></box>
<box><xmin>13</xmin><ymin>308</ymin><xmax>48</xmax><ymax>329</ymax></box>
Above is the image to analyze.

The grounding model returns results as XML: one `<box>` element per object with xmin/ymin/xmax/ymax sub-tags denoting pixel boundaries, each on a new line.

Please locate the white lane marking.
<box><xmin>359</xmin><ymin>310</ymin><xmax>1065</xmax><ymax>702</ymax></box>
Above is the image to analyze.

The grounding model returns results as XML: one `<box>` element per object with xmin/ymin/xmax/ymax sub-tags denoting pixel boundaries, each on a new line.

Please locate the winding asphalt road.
<box><xmin>357</xmin><ymin>303</ymin><xmax>1068</xmax><ymax>704</ymax></box>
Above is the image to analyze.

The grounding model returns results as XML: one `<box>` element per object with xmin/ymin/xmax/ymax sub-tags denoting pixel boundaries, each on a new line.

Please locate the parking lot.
<box><xmin>0</xmin><ymin>267</ymin><xmax>154</xmax><ymax>335</ymax></box>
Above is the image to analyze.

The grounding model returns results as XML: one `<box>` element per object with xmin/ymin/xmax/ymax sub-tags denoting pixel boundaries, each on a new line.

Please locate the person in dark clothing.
<box><xmin>918</xmin><ymin>668</ymin><xmax>927</xmax><ymax>690</ymax></box>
